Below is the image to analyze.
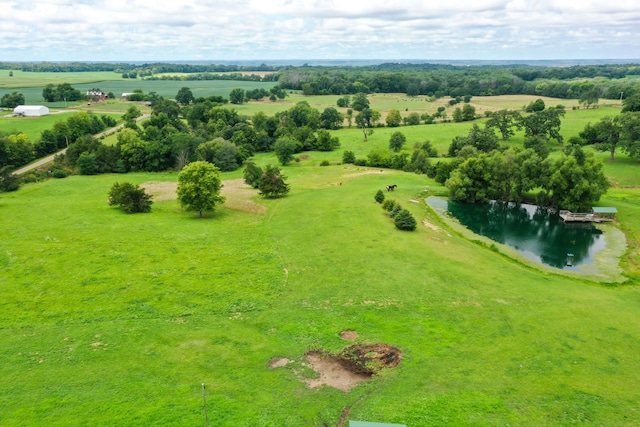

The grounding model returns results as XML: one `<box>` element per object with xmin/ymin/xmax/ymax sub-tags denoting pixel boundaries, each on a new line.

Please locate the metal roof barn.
<box><xmin>13</xmin><ymin>105</ymin><xmax>50</xmax><ymax>117</ymax></box>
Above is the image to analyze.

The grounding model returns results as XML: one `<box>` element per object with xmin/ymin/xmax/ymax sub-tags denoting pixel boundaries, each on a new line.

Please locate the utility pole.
<box><xmin>202</xmin><ymin>383</ymin><xmax>209</xmax><ymax>427</ymax></box>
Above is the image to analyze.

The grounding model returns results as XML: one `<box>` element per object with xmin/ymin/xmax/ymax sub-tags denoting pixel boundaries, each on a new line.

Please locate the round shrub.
<box><xmin>51</xmin><ymin>168</ymin><xmax>69</xmax><ymax>178</ymax></box>
<box><xmin>375</xmin><ymin>189</ymin><xmax>385</xmax><ymax>204</ymax></box>
<box><xmin>320</xmin><ymin>160</ymin><xmax>331</xmax><ymax>166</ymax></box>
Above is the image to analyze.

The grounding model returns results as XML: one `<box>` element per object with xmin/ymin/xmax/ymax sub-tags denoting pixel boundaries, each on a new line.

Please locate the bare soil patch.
<box><xmin>339</xmin><ymin>330</ymin><xmax>359</xmax><ymax>341</ymax></box>
<box><xmin>268</xmin><ymin>357</ymin><xmax>293</xmax><ymax>369</ymax></box>
<box><xmin>305</xmin><ymin>351</ymin><xmax>370</xmax><ymax>392</ymax></box>
<box><xmin>140</xmin><ymin>181</ymin><xmax>177</xmax><ymax>202</ymax></box>
<box><xmin>342</xmin><ymin>167</ymin><xmax>389</xmax><ymax>178</ymax></box>
<box><xmin>140</xmin><ymin>179</ymin><xmax>267</xmax><ymax>214</ymax></box>
<box><xmin>304</xmin><ymin>343</ymin><xmax>402</xmax><ymax>392</ymax></box>
<box><xmin>220</xmin><ymin>178</ymin><xmax>267</xmax><ymax>215</ymax></box>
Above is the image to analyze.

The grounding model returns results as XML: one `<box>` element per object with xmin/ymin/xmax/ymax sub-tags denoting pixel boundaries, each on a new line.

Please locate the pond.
<box><xmin>426</xmin><ymin>197</ymin><xmax>607</xmax><ymax>271</ymax></box>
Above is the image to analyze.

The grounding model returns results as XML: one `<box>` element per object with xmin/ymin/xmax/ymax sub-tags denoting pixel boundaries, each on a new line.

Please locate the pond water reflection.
<box><xmin>426</xmin><ymin>197</ymin><xmax>606</xmax><ymax>270</ymax></box>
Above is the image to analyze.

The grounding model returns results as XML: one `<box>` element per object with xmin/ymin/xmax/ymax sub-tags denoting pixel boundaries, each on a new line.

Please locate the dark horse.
<box><xmin>386</xmin><ymin>184</ymin><xmax>397</xmax><ymax>191</ymax></box>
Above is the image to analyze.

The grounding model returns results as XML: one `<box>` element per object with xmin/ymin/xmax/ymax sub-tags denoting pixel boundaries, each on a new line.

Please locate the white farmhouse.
<box><xmin>13</xmin><ymin>105</ymin><xmax>50</xmax><ymax>117</ymax></box>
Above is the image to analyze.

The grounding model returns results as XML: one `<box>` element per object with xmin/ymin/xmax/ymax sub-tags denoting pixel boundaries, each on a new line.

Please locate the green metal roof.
<box><xmin>350</xmin><ymin>421</ymin><xmax>406</xmax><ymax>427</ymax></box>
<box><xmin>592</xmin><ymin>207</ymin><xmax>618</xmax><ymax>214</ymax></box>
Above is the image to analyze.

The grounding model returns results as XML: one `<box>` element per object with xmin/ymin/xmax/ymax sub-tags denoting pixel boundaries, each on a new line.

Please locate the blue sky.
<box><xmin>2</xmin><ymin>0</ymin><xmax>640</xmax><ymax>62</ymax></box>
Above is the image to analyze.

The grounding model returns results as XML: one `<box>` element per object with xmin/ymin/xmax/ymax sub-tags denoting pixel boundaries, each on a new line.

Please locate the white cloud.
<box><xmin>0</xmin><ymin>0</ymin><xmax>639</xmax><ymax>61</ymax></box>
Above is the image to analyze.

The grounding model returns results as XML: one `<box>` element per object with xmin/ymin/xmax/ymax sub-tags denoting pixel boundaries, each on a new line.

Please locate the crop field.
<box><xmin>0</xmin><ymin>71</ymin><xmax>123</xmax><ymax>88</ymax></box>
<box><xmin>0</xmin><ymin>77</ymin><xmax>276</xmax><ymax>105</ymax></box>
<box><xmin>2</xmin><ymin>88</ymin><xmax>640</xmax><ymax>426</ymax></box>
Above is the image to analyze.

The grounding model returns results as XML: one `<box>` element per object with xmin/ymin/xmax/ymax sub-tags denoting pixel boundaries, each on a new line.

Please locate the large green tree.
<box><xmin>617</xmin><ymin>112</ymin><xmax>640</xmax><ymax>158</ymax></box>
<box><xmin>0</xmin><ymin>91</ymin><xmax>25</xmax><ymax>108</ymax></box>
<box><xmin>580</xmin><ymin>116</ymin><xmax>620</xmax><ymax>161</ymax></box>
<box><xmin>486</xmin><ymin>110</ymin><xmax>523</xmax><ymax>140</ymax></box>
<box><xmin>351</xmin><ymin>92</ymin><xmax>370</xmax><ymax>112</ymax></box>
<box><xmin>274</xmin><ymin>136</ymin><xmax>298</xmax><ymax>165</ymax></box>
<box><xmin>546</xmin><ymin>146</ymin><xmax>609</xmax><ymax>211</ymax></box>
<box><xmin>175</xmin><ymin>87</ymin><xmax>194</xmax><ymax>105</ymax></box>
<box><xmin>176</xmin><ymin>161</ymin><xmax>225</xmax><ymax>217</ymax></box>
<box><xmin>622</xmin><ymin>93</ymin><xmax>640</xmax><ymax>113</ymax></box>
<box><xmin>386</xmin><ymin>109</ymin><xmax>402</xmax><ymax>127</ymax></box>
<box><xmin>389</xmin><ymin>131</ymin><xmax>406</xmax><ymax>152</ymax></box>
<box><xmin>319</xmin><ymin>107</ymin><xmax>343</xmax><ymax>130</ymax></box>
<box><xmin>229</xmin><ymin>88</ymin><xmax>245</xmax><ymax>105</ymax></box>
<box><xmin>522</xmin><ymin>107</ymin><xmax>566</xmax><ymax>142</ymax></box>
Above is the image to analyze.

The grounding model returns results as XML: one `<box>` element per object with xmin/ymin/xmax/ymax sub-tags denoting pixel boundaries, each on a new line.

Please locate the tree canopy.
<box><xmin>176</xmin><ymin>161</ymin><xmax>225</xmax><ymax>217</ymax></box>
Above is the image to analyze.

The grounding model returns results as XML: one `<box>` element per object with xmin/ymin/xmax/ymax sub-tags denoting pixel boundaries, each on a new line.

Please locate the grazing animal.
<box><xmin>386</xmin><ymin>184</ymin><xmax>397</xmax><ymax>191</ymax></box>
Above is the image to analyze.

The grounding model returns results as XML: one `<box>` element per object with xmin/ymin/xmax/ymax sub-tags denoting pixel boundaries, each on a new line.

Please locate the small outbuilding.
<box><xmin>591</xmin><ymin>206</ymin><xmax>618</xmax><ymax>220</ymax></box>
<box><xmin>13</xmin><ymin>105</ymin><xmax>50</xmax><ymax>117</ymax></box>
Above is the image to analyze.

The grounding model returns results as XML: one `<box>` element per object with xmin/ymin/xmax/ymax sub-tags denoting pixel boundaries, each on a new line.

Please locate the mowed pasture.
<box><xmin>0</xmin><ymin>112</ymin><xmax>122</xmax><ymax>141</ymax></box>
<box><xmin>2</xmin><ymin>113</ymin><xmax>640</xmax><ymax>425</ymax></box>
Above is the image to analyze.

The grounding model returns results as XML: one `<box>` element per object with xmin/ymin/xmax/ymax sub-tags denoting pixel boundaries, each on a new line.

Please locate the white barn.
<box><xmin>14</xmin><ymin>105</ymin><xmax>50</xmax><ymax>117</ymax></box>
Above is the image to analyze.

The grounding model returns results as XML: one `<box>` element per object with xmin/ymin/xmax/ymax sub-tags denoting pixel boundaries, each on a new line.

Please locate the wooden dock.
<box><xmin>559</xmin><ymin>210</ymin><xmax>613</xmax><ymax>223</ymax></box>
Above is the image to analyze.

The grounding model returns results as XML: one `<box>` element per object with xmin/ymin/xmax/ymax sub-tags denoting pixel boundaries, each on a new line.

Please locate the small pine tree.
<box><xmin>381</xmin><ymin>199</ymin><xmax>396</xmax><ymax>212</ymax></box>
<box><xmin>390</xmin><ymin>203</ymin><xmax>403</xmax><ymax>218</ymax></box>
<box><xmin>374</xmin><ymin>189</ymin><xmax>385</xmax><ymax>204</ymax></box>
<box><xmin>394</xmin><ymin>209</ymin><xmax>417</xmax><ymax>231</ymax></box>
<box><xmin>258</xmin><ymin>164</ymin><xmax>290</xmax><ymax>198</ymax></box>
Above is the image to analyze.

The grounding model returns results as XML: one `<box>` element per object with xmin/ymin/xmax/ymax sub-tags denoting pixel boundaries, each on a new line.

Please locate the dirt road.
<box><xmin>13</xmin><ymin>114</ymin><xmax>150</xmax><ymax>175</ymax></box>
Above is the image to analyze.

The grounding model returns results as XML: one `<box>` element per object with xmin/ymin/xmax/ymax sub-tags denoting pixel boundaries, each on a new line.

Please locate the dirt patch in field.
<box><xmin>220</xmin><ymin>179</ymin><xmax>267</xmax><ymax>214</ymax></box>
<box><xmin>339</xmin><ymin>330</ymin><xmax>359</xmax><ymax>340</ymax></box>
<box><xmin>140</xmin><ymin>179</ymin><xmax>266</xmax><ymax>214</ymax></box>
<box><xmin>140</xmin><ymin>181</ymin><xmax>178</xmax><ymax>202</ymax></box>
<box><xmin>342</xmin><ymin>168</ymin><xmax>389</xmax><ymax>178</ymax></box>
<box><xmin>268</xmin><ymin>357</ymin><xmax>293</xmax><ymax>368</ymax></box>
<box><xmin>304</xmin><ymin>343</ymin><xmax>402</xmax><ymax>392</ymax></box>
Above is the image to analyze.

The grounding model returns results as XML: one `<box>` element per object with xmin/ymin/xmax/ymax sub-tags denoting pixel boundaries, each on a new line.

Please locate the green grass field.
<box><xmin>0</xmin><ymin>112</ymin><xmax>122</xmax><ymax>141</ymax></box>
<box><xmin>0</xmin><ymin>71</ymin><xmax>123</xmax><ymax>88</ymax></box>
<box><xmin>0</xmin><ymin>77</ymin><xmax>277</xmax><ymax>105</ymax></box>
<box><xmin>2</xmin><ymin>91</ymin><xmax>640</xmax><ymax>426</ymax></box>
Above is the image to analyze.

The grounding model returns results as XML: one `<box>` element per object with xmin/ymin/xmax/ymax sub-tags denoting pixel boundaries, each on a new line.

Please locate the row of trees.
<box><xmin>42</xmin><ymin>83</ymin><xmax>83</xmax><ymax>102</ymax></box>
<box><xmin>579</xmin><ymin>112</ymin><xmax>640</xmax><ymax>160</ymax></box>
<box><xmin>1</xmin><ymin>92</ymin><xmax>25</xmax><ymax>108</ymax></box>
<box><xmin>276</xmin><ymin>64</ymin><xmax>640</xmax><ymax>100</ymax></box>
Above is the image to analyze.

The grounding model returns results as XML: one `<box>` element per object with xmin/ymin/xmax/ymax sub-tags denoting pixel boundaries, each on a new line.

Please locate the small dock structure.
<box><xmin>559</xmin><ymin>207</ymin><xmax>617</xmax><ymax>223</ymax></box>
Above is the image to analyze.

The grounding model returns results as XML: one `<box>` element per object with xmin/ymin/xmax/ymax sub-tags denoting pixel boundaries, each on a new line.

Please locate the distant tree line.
<box><xmin>145</xmin><ymin>72</ymin><xmax>278</xmax><ymax>82</ymax></box>
<box><xmin>0</xmin><ymin>62</ymin><xmax>279</xmax><ymax>74</ymax></box>
<box><xmin>275</xmin><ymin>63</ymin><xmax>640</xmax><ymax>100</ymax></box>
<box><xmin>4</xmin><ymin>62</ymin><xmax>640</xmax><ymax>98</ymax></box>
